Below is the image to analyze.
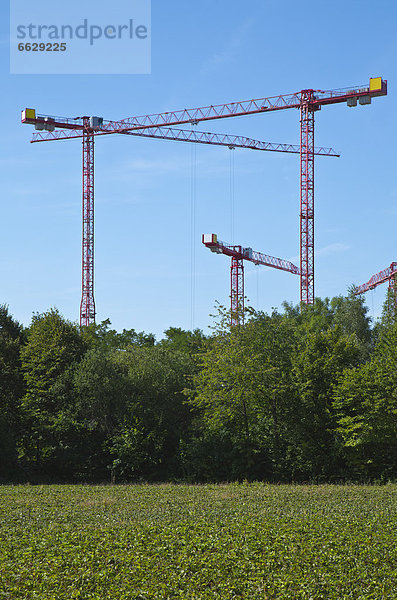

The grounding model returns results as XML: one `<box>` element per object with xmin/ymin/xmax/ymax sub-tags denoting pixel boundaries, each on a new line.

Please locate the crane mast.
<box><xmin>80</xmin><ymin>119</ymin><xmax>96</xmax><ymax>326</ymax></box>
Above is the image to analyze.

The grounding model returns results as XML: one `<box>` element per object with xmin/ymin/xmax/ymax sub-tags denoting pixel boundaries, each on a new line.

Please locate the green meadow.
<box><xmin>1</xmin><ymin>484</ymin><xmax>396</xmax><ymax>599</ymax></box>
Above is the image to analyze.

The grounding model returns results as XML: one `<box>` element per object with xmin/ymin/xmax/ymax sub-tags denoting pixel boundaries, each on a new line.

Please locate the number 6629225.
<box><xmin>18</xmin><ymin>42</ymin><xmax>67</xmax><ymax>51</ymax></box>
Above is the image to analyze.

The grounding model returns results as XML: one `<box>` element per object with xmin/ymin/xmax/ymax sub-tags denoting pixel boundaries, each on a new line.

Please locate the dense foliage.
<box><xmin>0</xmin><ymin>291</ymin><xmax>396</xmax><ymax>483</ymax></box>
<box><xmin>1</xmin><ymin>484</ymin><xmax>396</xmax><ymax>599</ymax></box>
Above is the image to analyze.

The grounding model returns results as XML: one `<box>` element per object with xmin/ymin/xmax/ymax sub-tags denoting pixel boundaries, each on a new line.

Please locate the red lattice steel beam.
<box><xmin>354</xmin><ymin>262</ymin><xmax>397</xmax><ymax>295</ymax></box>
<box><xmin>80</xmin><ymin>119</ymin><xmax>96</xmax><ymax>327</ymax></box>
<box><xmin>300</xmin><ymin>91</ymin><xmax>316</xmax><ymax>305</ymax></box>
<box><xmin>29</xmin><ymin>126</ymin><xmax>339</xmax><ymax>157</ymax></box>
<box><xmin>231</xmin><ymin>257</ymin><xmax>244</xmax><ymax>327</ymax></box>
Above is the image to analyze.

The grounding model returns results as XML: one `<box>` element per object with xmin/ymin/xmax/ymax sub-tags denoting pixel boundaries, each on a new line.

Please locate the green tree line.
<box><xmin>0</xmin><ymin>291</ymin><xmax>396</xmax><ymax>483</ymax></box>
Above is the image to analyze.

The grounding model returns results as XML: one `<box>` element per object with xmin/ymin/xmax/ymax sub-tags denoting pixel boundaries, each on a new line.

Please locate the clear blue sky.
<box><xmin>1</xmin><ymin>0</ymin><xmax>396</xmax><ymax>338</ymax></box>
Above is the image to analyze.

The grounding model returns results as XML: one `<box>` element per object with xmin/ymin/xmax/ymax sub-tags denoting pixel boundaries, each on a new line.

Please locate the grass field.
<box><xmin>0</xmin><ymin>484</ymin><xmax>396</xmax><ymax>599</ymax></box>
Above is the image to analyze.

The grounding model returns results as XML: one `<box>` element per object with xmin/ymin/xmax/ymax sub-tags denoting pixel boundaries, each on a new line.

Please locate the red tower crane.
<box><xmin>202</xmin><ymin>233</ymin><xmax>300</xmax><ymax>326</ymax></box>
<box><xmin>22</xmin><ymin>109</ymin><xmax>338</xmax><ymax>326</ymax></box>
<box><xmin>354</xmin><ymin>262</ymin><xmax>397</xmax><ymax>302</ymax></box>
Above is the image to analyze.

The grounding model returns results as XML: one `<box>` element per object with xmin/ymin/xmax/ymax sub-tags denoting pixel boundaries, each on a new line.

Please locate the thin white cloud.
<box><xmin>315</xmin><ymin>242</ymin><xmax>350</xmax><ymax>257</ymax></box>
